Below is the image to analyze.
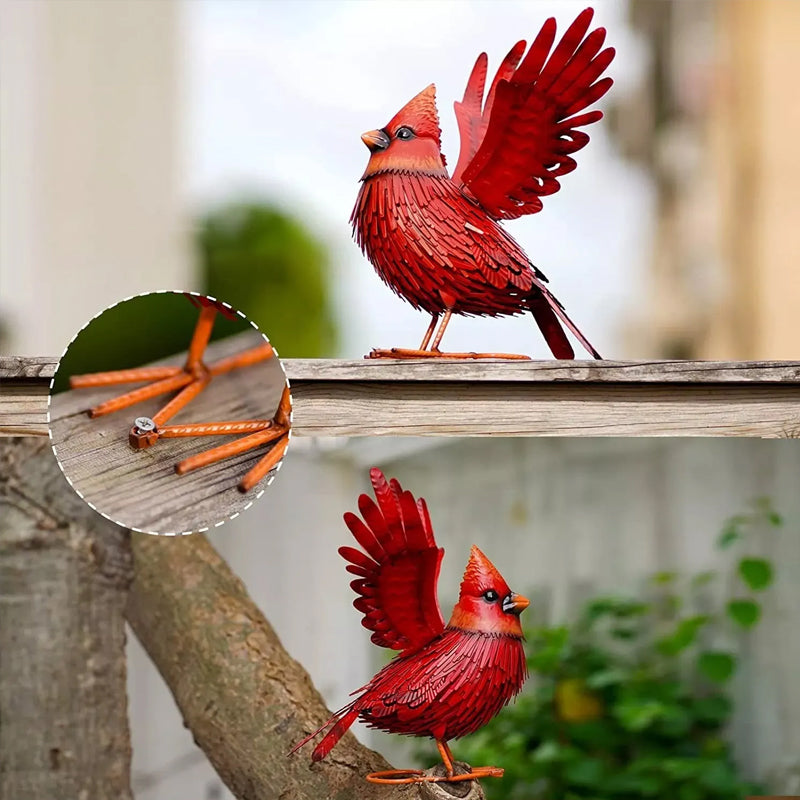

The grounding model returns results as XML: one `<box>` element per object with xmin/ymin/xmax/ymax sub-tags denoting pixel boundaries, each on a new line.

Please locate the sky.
<box><xmin>186</xmin><ymin>0</ymin><xmax>653</xmax><ymax>359</ymax></box>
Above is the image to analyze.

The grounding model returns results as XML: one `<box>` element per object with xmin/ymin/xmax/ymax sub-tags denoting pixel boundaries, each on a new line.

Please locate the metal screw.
<box><xmin>133</xmin><ymin>416</ymin><xmax>156</xmax><ymax>432</ymax></box>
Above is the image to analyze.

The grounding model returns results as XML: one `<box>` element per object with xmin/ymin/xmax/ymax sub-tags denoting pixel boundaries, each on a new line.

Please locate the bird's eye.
<box><xmin>482</xmin><ymin>589</ymin><xmax>498</xmax><ymax>603</ymax></box>
<box><xmin>395</xmin><ymin>126</ymin><xmax>414</xmax><ymax>141</ymax></box>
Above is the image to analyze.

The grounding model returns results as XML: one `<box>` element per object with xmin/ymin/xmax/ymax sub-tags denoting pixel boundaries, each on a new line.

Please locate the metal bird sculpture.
<box><xmin>290</xmin><ymin>468</ymin><xmax>529</xmax><ymax>785</ymax></box>
<box><xmin>352</xmin><ymin>7</ymin><xmax>615</xmax><ymax>360</ymax></box>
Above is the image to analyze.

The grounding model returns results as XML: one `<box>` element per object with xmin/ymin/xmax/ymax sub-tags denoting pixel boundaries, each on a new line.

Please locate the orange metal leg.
<box><xmin>70</xmin><ymin>365</ymin><xmax>183</xmax><ymax>389</ymax></box>
<box><xmin>418</xmin><ymin>314</ymin><xmax>439</xmax><ymax>351</ymax></box>
<box><xmin>365</xmin><ymin>738</ymin><xmax>504</xmax><ymax>785</ymax></box>
<box><xmin>237</xmin><ymin>430</ymin><xmax>289</xmax><ymax>493</ymax></box>
<box><xmin>185</xmin><ymin>305</ymin><xmax>218</xmax><ymax>370</ymax></box>
<box><xmin>89</xmin><ymin>372</ymin><xmax>195</xmax><ymax>418</ymax></box>
<box><xmin>367</xmin><ymin>309</ymin><xmax>531</xmax><ymax>360</ymax></box>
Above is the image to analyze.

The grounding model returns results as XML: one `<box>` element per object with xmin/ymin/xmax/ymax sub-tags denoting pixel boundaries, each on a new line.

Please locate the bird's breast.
<box><xmin>355</xmin><ymin>627</ymin><xmax>527</xmax><ymax>740</ymax></box>
<box><xmin>351</xmin><ymin>172</ymin><xmax>535</xmax><ymax>316</ymax></box>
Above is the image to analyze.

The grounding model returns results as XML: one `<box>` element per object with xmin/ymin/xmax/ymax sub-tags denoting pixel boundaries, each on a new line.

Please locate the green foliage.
<box><xmin>51</xmin><ymin>293</ymin><xmax>248</xmax><ymax>393</ymax></box>
<box><xmin>198</xmin><ymin>200</ymin><xmax>339</xmax><ymax>357</ymax></box>
<box><xmin>417</xmin><ymin>499</ymin><xmax>783</xmax><ymax>799</ymax></box>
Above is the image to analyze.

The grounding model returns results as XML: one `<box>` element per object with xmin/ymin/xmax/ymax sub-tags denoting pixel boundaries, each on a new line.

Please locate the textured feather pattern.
<box><xmin>352</xmin><ymin>627</ymin><xmax>526</xmax><ymax>741</ymax></box>
<box><xmin>340</xmin><ymin>467</ymin><xmax>445</xmax><ymax>653</ymax></box>
<box><xmin>456</xmin><ymin>7</ymin><xmax>615</xmax><ymax>220</ymax></box>
<box><xmin>300</xmin><ymin>627</ymin><xmax>527</xmax><ymax>760</ymax></box>
<box><xmin>352</xmin><ymin>172</ymin><xmax>600</xmax><ymax>358</ymax></box>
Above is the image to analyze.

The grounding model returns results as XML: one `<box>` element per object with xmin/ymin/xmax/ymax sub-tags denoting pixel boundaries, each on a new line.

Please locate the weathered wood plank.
<box><xmin>48</xmin><ymin>333</ymin><xmax>288</xmax><ymax>534</ymax></box>
<box><xmin>0</xmin><ymin>382</ymin><xmax>50</xmax><ymax>436</ymax></box>
<box><xmin>290</xmin><ymin>380</ymin><xmax>800</xmax><ymax>438</ymax></box>
<box><xmin>284</xmin><ymin>359</ymin><xmax>800</xmax><ymax>383</ymax></box>
<box><xmin>0</xmin><ymin>356</ymin><xmax>58</xmax><ymax>380</ymax></box>
<box><xmin>5</xmin><ymin>357</ymin><xmax>800</xmax><ymax>384</ymax></box>
<box><xmin>4</xmin><ymin>357</ymin><xmax>800</xmax><ymax>438</ymax></box>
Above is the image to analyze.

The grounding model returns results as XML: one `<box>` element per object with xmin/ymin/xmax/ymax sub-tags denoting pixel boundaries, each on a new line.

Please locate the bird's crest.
<box><xmin>387</xmin><ymin>84</ymin><xmax>442</xmax><ymax>149</ymax></box>
<box><xmin>459</xmin><ymin>545</ymin><xmax>511</xmax><ymax>599</ymax></box>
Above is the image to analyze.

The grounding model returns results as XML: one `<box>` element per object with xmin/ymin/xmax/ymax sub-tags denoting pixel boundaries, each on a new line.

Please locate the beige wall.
<box><xmin>708</xmin><ymin>0</ymin><xmax>800</xmax><ymax>359</ymax></box>
<box><xmin>0</xmin><ymin>0</ymin><xmax>193</xmax><ymax>356</ymax></box>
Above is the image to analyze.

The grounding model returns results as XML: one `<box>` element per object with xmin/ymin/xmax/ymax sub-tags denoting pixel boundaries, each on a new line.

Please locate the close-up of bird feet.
<box><xmin>49</xmin><ymin>291</ymin><xmax>291</xmax><ymax>531</ymax></box>
<box><xmin>170</xmin><ymin>384</ymin><xmax>291</xmax><ymax>493</ymax></box>
<box><xmin>68</xmin><ymin>297</ymin><xmax>283</xmax><ymax>492</ymax></box>
<box><xmin>366</xmin><ymin>740</ymin><xmax>504</xmax><ymax>785</ymax></box>
<box><xmin>70</xmin><ymin>296</ymin><xmax>272</xmax><ymax>425</ymax></box>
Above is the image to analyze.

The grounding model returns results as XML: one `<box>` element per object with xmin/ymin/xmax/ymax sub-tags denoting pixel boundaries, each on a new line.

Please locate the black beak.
<box><xmin>502</xmin><ymin>592</ymin><xmax>530</xmax><ymax>616</ymax></box>
<box><xmin>361</xmin><ymin>129</ymin><xmax>391</xmax><ymax>152</ymax></box>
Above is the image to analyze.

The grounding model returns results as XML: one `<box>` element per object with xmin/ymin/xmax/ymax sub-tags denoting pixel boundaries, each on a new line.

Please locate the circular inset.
<box><xmin>48</xmin><ymin>291</ymin><xmax>292</xmax><ymax>535</ymax></box>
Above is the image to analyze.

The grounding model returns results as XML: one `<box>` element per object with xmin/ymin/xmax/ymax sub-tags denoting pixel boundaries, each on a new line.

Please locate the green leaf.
<box><xmin>656</xmin><ymin>615</ymin><xmax>710</xmax><ymax>655</ymax></box>
<box><xmin>768</xmin><ymin>510</ymin><xmax>784</xmax><ymax>527</ymax></box>
<box><xmin>694</xmin><ymin>694</ymin><xmax>733</xmax><ymax>724</ymax></box>
<box><xmin>727</xmin><ymin>599</ymin><xmax>761</xmax><ymax>628</ymax></box>
<box><xmin>697</xmin><ymin>651</ymin><xmax>737</xmax><ymax>683</ymax></box>
<box><xmin>614</xmin><ymin>699</ymin><xmax>665</xmax><ymax>731</ymax></box>
<box><xmin>586</xmin><ymin>668</ymin><xmax>628</xmax><ymax>689</ymax></box>
<box><xmin>738</xmin><ymin>557</ymin><xmax>773</xmax><ymax>591</ymax></box>
<box><xmin>717</xmin><ymin>517</ymin><xmax>745</xmax><ymax>549</ymax></box>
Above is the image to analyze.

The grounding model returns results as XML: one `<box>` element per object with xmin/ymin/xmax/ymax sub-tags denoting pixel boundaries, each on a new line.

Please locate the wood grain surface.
<box><xmin>4</xmin><ymin>357</ymin><xmax>800</xmax><ymax>439</ymax></box>
<box><xmin>48</xmin><ymin>332</ymin><xmax>289</xmax><ymax>534</ymax></box>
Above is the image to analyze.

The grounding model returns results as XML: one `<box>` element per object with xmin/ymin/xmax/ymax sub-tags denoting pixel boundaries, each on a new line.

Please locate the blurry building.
<box><xmin>615</xmin><ymin>0</ymin><xmax>800</xmax><ymax>360</ymax></box>
<box><xmin>0</xmin><ymin>0</ymin><xmax>193</xmax><ymax>355</ymax></box>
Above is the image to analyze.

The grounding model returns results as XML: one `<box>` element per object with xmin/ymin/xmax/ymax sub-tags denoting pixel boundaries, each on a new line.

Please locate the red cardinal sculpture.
<box><xmin>352</xmin><ymin>7</ymin><xmax>614</xmax><ymax>361</ymax></box>
<box><xmin>290</xmin><ymin>468</ymin><xmax>529</xmax><ymax>785</ymax></box>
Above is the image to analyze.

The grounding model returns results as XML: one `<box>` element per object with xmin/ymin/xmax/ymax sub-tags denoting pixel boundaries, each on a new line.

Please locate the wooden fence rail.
<box><xmin>3</xmin><ymin>355</ymin><xmax>800</xmax><ymax>438</ymax></box>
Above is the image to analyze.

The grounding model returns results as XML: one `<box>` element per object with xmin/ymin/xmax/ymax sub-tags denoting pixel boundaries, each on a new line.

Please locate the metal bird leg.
<box><xmin>366</xmin><ymin>309</ymin><xmax>532</xmax><ymax>361</ymax></box>
<box><xmin>365</xmin><ymin>739</ymin><xmax>504</xmax><ymax>785</ymax></box>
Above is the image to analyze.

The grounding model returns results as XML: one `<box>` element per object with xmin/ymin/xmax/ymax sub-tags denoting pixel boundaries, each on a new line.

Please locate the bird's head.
<box><xmin>448</xmin><ymin>545</ymin><xmax>529</xmax><ymax>637</ymax></box>
<box><xmin>360</xmin><ymin>84</ymin><xmax>448</xmax><ymax>179</ymax></box>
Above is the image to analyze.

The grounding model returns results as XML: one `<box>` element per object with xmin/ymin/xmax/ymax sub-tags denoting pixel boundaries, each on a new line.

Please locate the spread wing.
<box><xmin>339</xmin><ymin>468</ymin><xmax>445</xmax><ymax>654</ymax></box>
<box><xmin>452</xmin><ymin>7</ymin><xmax>615</xmax><ymax>220</ymax></box>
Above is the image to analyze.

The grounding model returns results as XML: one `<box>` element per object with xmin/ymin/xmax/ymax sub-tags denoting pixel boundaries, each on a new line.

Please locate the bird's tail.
<box><xmin>287</xmin><ymin>705</ymin><xmax>360</xmax><ymax>762</ymax></box>
<box><xmin>528</xmin><ymin>287</ymin><xmax>601</xmax><ymax>360</ymax></box>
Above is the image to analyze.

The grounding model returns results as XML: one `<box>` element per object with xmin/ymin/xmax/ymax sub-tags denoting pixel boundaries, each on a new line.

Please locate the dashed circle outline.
<box><xmin>47</xmin><ymin>289</ymin><xmax>293</xmax><ymax>536</ymax></box>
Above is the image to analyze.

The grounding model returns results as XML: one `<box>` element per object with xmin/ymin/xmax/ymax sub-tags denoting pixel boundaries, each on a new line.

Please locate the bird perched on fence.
<box><xmin>290</xmin><ymin>468</ymin><xmax>529</xmax><ymax>784</ymax></box>
<box><xmin>352</xmin><ymin>7</ymin><xmax>614</xmax><ymax>361</ymax></box>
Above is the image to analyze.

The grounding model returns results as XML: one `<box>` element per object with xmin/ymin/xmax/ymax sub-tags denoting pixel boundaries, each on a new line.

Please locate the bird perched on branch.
<box><xmin>352</xmin><ymin>7</ymin><xmax>614</xmax><ymax>361</ymax></box>
<box><xmin>290</xmin><ymin>468</ymin><xmax>529</xmax><ymax>785</ymax></box>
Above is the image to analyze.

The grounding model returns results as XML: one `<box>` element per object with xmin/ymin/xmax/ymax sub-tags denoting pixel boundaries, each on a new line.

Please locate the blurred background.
<box><xmin>2</xmin><ymin>0</ymin><xmax>799</xmax><ymax>360</ymax></box>
<box><xmin>3</xmin><ymin>1</ymin><xmax>800</xmax><ymax>799</ymax></box>
<box><xmin>133</xmin><ymin>437</ymin><xmax>800</xmax><ymax>799</ymax></box>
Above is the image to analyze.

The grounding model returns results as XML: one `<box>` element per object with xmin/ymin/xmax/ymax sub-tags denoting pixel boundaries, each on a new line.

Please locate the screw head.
<box><xmin>133</xmin><ymin>416</ymin><xmax>156</xmax><ymax>432</ymax></box>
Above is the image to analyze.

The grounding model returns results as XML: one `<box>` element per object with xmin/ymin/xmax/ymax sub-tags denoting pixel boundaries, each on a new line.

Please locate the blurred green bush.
<box><xmin>423</xmin><ymin>499</ymin><xmax>783</xmax><ymax>800</ymax></box>
<box><xmin>199</xmin><ymin>200</ymin><xmax>339</xmax><ymax>358</ymax></box>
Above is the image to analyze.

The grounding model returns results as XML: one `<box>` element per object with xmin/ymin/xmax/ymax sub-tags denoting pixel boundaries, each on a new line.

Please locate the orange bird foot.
<box><xmin>162</xmin><ymin>384</ymin><xmax>291</xmax><ymax>493</ymax></box>
<box><xmin>366</xmin><ymin>766</ymin><xmax>504</xmax><ymax>785</ymax></box>
<box><xmin>365</xmin><ymin>347</ymin><xmax>531</xmax><ymax>361</ymax></box>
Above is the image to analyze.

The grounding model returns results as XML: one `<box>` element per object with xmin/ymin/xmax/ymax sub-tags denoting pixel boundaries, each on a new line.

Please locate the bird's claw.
<box><xmin>365</xmin><ymin>347</ymin><xmax>531</xmax><ymax>361</ymax></box>
<box><xmin>366</xmin><ymin>766</ymin><xmax>504</xmax><ymax>784</ymax></box>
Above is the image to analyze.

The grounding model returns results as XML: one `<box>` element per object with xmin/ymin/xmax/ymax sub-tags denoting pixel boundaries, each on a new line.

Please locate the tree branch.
<box><xmin>0</xmin><ymin>438</ymin><xmax>133</xmax><ymax>799</ymax></box>
<box><xmin>126</xmin><ymin>533</ymin><xmax>486</xmax><ymax>800</ymax></box>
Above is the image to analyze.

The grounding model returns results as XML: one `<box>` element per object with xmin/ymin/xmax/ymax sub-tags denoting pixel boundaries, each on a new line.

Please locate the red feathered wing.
<box><xmin>339</xmin><ymin>467</ymin><xmax>445</xmax><ymax>654</ymax></box>
<box><xmin>452</xmin><ymin>7</ymin><xmax>615</xmax><ymax>220</ymax></box>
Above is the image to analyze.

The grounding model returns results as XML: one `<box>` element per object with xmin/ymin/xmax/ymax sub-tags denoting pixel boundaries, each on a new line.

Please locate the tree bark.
<box><xmin>0</xmin><ymin>437</ymin><xmax>133</xmax><ymax>799</ymax></box>
<box><xmin>127</xmin><ymin>533</ymin><xmax>485</xmax><ymax>800</ymax></box>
